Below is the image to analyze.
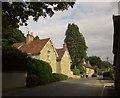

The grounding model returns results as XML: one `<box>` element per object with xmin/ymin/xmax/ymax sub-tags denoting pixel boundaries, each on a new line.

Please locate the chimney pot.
<box><xmin>63</xmin><ymin>41</ymin><xmax>67</xmax><ymax>51</ymax></box>
<box><xmin>31</xmin><ymin>32</ymin><xmax>33</xmax><ymax>36</ymax></box>
<box><xmin>28</xmin><ymin>31</ymin><xmax>30</xmax><ymax>34</ymax></box>
<box><xmin>26</xmin><ymin>31</ymin><xmax>34</xmax><ymax>44</ymax></box>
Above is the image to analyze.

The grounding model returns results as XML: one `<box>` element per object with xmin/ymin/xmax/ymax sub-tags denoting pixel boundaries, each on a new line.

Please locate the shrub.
<box><xmin>27</xmin><ymin>74</ymin><xmax>39</xmax><ymax>87</ymax></box>
<box><xmin>110</xmin><ymin>68</ymin><xmax>115</xmax><ymax>80</ymax></box>
<box><xmin>79</xmin><ymin>65</ymin><xmax>86</xmax><ymax>74</ymax></box>
<box><xmin>103</xmin><ymin>67</ymin><xmax>115</xmax><ymax>80</ymax></box>
<box><xmin>103</xmin><ymin>72</ymin><xmax>111</xmax><ymax>77</ymax></box>
<box><xmin>72</xmin><ymin>69</ymin><xmax>80</xmax><ymax>75</ymax></box>
<box><xmin>52</xmin><ymin>73</ymin><xmax>68</xmax><ymax>82</ymax></box>
<box><xmin>27</xmin><ymin>59</ymin><xmax>53</xmax><ymax>87</ymax></box>
<box><xmin>2</xmin><ymin>45</ymin><xmax>30</xmax><ymax>71</ymax></box>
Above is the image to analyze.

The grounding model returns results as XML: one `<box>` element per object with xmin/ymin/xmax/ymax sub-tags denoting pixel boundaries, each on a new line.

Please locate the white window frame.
<box><xmin>47</xmin><ymin>50</ymin><xmax>51</xmax><ymax>60</ymax></box>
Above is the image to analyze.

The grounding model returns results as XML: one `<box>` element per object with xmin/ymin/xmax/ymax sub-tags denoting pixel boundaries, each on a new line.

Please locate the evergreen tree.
<box><xmin>34</xmin><ymin>36</ymin><xmax>40</xmax><ymax>40</ymax></box>
<box><xmin>65</xmin><ymin>23</ymin><xmax>87</xmax><ymax>68</ymax></box>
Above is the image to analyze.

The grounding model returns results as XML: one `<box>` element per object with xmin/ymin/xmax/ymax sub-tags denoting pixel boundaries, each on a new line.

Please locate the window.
<box><xmin>47</xmin><ymin>50</ymin><xmax>51</xmax><ymax>60</ymax></box>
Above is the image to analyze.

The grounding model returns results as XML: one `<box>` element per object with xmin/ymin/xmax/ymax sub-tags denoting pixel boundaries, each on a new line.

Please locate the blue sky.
<box><xmin>19</xmin><ymin>2</ymin><xmax>118</xmax><ymax>63</ymax></box>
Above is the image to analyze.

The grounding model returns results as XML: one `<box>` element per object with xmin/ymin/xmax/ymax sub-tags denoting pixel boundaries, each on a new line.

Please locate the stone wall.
<box><xmin>2</xmin><ymin>72</ymin><xmax>27</xmax><ymax>90</ymax></box>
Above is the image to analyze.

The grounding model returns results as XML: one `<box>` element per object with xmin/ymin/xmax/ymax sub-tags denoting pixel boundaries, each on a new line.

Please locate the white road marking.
<box><xmin>101</xmin><ymin>85</ymin><xmax>106</xmax><ymax>97</ymax></box>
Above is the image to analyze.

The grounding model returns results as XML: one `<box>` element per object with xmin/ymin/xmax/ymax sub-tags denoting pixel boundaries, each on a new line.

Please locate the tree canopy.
<box><xmin>87</xmin><ymin>56</ymin><xmax>113</xmax><ymax>75</ymax></box>
<box><xmin>2</xmin><ymin>27</ymin><xmax>26</xmax><ymax>45</ymax></box>
<box><xmin>65</xmin><ymin>23</ymin><xmax>88</xmax><ymax>68</ymax></box>
<box><xmin>101</xmin><ymin>61</ymin><xmax>112</xmax><ymax>68</ymax></box>
<box><xmin>87</xmin><ymin>56</ymin><xmax>102</xmax><ymax>69</ymax></box>
<box><xmin>34</xmin><ymin>35</ymin><xmax>40</xmax><ymax>40</ymax></box>
<box><xmin>2</xmin><ymin>2</ymin><xmax>75</xmax><ymax>28</ymax></box>
<box><xmin>2</xmin><ymin>2</ymin><xmax>75</xmax><ymax>46</ymax></box>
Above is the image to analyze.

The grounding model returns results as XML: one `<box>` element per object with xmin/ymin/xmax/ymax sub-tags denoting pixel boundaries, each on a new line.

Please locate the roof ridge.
<box><xmin>40</xmin><ymin>38</ymin><xmax>50</xmax><ymax>40</ymax></box>
<box><xmin>56</xmin><ymin>48</ymin><xmax>63</xmax><ymax>50</ymax></box>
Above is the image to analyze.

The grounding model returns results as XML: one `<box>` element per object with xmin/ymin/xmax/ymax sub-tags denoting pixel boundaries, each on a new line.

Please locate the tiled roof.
<box><xmin>83</xmin><ymin>62</ymin><xmax>93</xmax><ymax>69</ymax></box>
<box><xmin>13</xmin><ymin>38</ymin><xmax>50</xmax><ymax>54</ymax></box>
<box><xmin>13</xmin><ymin>42</ymin><xmax>24</xmax><ymax>49</ymax></box>
<box><xmin>86</xmin><ymin>64</ymin><xmax>93</xmax><ymax>69</ymax></box>
<box><xmin>56</xmin><ymin>48</ymin><xmax>65</xmax><ymax>61</ymax></box>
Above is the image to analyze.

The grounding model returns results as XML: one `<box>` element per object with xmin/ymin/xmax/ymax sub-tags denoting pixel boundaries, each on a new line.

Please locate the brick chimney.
<box><xmin>63</xmin><ymin>41</ymin><xmax>67</xmax><ymax>51</ymax></box>
<box><xmin>26</xmin><ymin>31</ymin><xmax>34</xmax><ymax>44</ymax></box>
<box><xmin>30</xmin><ymin>32</ymin><xmax>34</xmax><ymax>42</ymax></box>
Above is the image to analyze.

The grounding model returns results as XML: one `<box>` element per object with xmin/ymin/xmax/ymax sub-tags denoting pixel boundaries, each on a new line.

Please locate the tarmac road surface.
<box><xmin>3</xmin><ymin>77</ymin><xmax>112</xmax><ymax>96</ymax></box>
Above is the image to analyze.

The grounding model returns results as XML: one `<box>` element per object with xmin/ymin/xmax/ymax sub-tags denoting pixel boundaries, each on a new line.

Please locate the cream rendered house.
<box><xmin>56</xmin><ymin>42</ymin><xmax>73</xmax><ymax>77</ymax></box>
<box><xmin>83</xmin><ymin>60</ymin><xmax>95</xmax><ymax>77</ymax></box>
<box><xmin>13</xmin><ymin>31</ymin><xmax>58</xmax><ymax>73</ymax></box>
<box><xmin>14</xmin><ymin>32</ymin><xmax>73</xmax><ymax>76</ymax></box>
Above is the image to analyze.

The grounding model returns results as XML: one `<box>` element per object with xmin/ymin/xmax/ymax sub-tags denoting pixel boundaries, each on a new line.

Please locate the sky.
<box><xmin>19</xmin><ymin>1</ymin><xmax>118</xmax><ymax>63</ymax></box>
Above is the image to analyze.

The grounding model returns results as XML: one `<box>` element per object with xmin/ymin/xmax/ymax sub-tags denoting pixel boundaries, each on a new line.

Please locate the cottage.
<box><xmin>83</xmin><ymin>60</ymin><xmax>94</xmax><ymax>77</ymax></box>
<box><xmin>13</xmin><ymin>31</ymin><xmax>58</xmax><ymax>73</ymax></box>
<box><xmin>56</xmin><ymin>42</ymin><xmax>73</xmax><ymax>77</ymax></box>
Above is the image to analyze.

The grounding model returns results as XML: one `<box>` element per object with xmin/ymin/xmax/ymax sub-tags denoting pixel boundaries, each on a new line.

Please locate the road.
<box><xmin>3</xmin><ymin>77</ymin><xmax>111</xmax><ymax>96</ymax></box>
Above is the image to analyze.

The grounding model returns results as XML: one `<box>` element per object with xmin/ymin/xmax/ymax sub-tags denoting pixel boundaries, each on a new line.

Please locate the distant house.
<box><xmin>83</xmin><ymin>60</ymin><xmax>94</xmax><ymax>77</ymax></box>
<box><xmin>13</xmin><ymin>31</ymin><xmax>58</xmax><ymax>73</ymax></box>
<box><xmin>56</xmin><ymin>42</ymin><xmax>73</xmax><ymax>77</ymax></box>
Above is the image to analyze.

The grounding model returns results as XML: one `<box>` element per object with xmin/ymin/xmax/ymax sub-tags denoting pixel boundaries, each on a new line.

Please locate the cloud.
<box><xmin>19</xmin><ymin>2</ymin><xmax>118</xmax><ymax>63</ymax></box>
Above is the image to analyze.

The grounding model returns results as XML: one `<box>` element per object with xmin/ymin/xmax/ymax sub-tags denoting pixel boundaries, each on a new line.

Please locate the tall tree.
<box><xmin>65</xmin><ymin>23</ymin><xmax>87</xmax><ymax>68</ymax></box>
<box><xmin>34</xmin><ymin>36</ymin><xmax>40</xmax><ymax>40</ymax></box>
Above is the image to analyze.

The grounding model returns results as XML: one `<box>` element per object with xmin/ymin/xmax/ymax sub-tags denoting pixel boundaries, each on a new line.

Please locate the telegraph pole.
<box><xmin>106</xmin><ymin>57</ymin><xmax>109</xmax><ymax>62</ymax></box>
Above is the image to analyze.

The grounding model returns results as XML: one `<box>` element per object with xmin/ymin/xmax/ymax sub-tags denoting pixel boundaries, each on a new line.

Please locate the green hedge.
<box><xmin>3</xmin><ymin>45</ymin><xmax>54</xmax><ymax>87</ymax></box>
<box><xmin>27</xmin><ymin>59</ymin><xmax>53</xmax><ymax>87</ymax></box>
<box><xmin>103</xmin><ymin>72</ymin><xmax>111</xmax><ymax>77</ymax></box>
<box><xmin>103</xmin><ymin>69</ymin><xmax>115</xmax><ymax>80</ymax></box>
<box><xmin>2</xmin><ymin>45</ymin><xmax>30</xmax><ymax>71</ymax></box>
<box><xmin>52</xmin><ymin>73</ymin><xmax>68</xmax><ymax>82</ymax></box>
<box><xmin>72</xmin><ymin>69</ymin><xmax>80</xmax><ymax>75</ymax></box>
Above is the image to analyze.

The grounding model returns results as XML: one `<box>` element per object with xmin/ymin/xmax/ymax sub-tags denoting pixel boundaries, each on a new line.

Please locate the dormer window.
<box><xmin>47</xmin><ymin>50</ymin><xmax>51</xmax><ymax>60</ymax></box>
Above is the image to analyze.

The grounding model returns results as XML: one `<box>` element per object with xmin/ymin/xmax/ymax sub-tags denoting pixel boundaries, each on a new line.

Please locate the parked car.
<box><xmin>92</xmin><ymin>74</ymin><xmax>97</xmax><ymax>77</ymax></box>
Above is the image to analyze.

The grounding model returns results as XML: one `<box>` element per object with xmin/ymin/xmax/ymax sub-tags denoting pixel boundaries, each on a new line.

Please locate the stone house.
<box><xmin>83</xmin><ymin>60</ymin><xmax>94</xmax><ymax>77</ymax></box>
<box><xmin>13</xmin><ymin>31</ymin><xmax>73</xmax><ymax>77</ymax></box>
<box><xmin>13</xmin><ymin>31</ymin><xmax>58</xmax><ymax>73</ymax></box>
<box><xmin>56</xmin><ymin>42</ymin><xmax>73</xmax><ymax>77</ymax></box>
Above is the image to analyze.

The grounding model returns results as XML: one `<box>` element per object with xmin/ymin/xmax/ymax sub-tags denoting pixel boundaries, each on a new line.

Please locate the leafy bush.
<box><xmin>52</xmin><ymin>73</ymin><xmax>68</xmax><ymax>82</ymax></box>
<box><xmin>3</xmin><ymin>45</ymin><xmax>54</xmax><ymax>87</ymax></box>
<box><xmin>72</xmin><ymin>69</ymin><xmax>80</xmax><ymax>75</ymax></box>
<box><xmin>79</xmin><ymin>65</ymin><xmax>86</xmax><ymax>74</ymax></box>
<box><xmin>27</xmin><ymin>74</ymin><xmax>39</xmax><ymax>87</ymax></box>
<box><xmin>103</xmin><ymin>69</ymin><xmax>115</xmax><ymax>80</ymax></box>
<box><xmin>27</xmin><ymin>59</ymin><xmax>53</xmax><ymax>87</ymax></box>
<box><xmin>103</xmin><ymin>72</ymin><xmax>111</xmax><ymax>77</ymax></box>
<box><xmin>110</xmin><ymin>68</ymin><xmax>115</xmax><ymax>80</ymax></box>
<box><xmin>2</xmin><ymin>45</ymin><xmax>30</xmax><ymax>71</ymax></box>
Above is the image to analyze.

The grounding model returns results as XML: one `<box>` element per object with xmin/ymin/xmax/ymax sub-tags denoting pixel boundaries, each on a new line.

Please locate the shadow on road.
<box><xmin>3</xmin><ymin>79</ymin><xmax>105</xmax><ymax>96</ymax></box>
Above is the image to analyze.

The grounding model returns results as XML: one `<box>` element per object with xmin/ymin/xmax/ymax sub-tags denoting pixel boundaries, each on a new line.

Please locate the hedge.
<box><xmin>72</xmin><ymin>69</ymin><xmax>80</xmax><ymax>75</ymax></box>
<box><xmin>52</xmin><ymin>73</ymin><xmax>68</xmax><ymax>82</ymax></box>
<box><xmin>2</xmin><ymin>45</ymin><xmax>30</xmax><ymax>71</ymax></box>
<box><xmin>103</xmin><ymin>69</ymin><xmax>115</xmax><ymax>80</ymax></box>
<box><xmin>27</xmin><ymin>59</ymin><xmax>53</xmax><ymax>87</ymax></box>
